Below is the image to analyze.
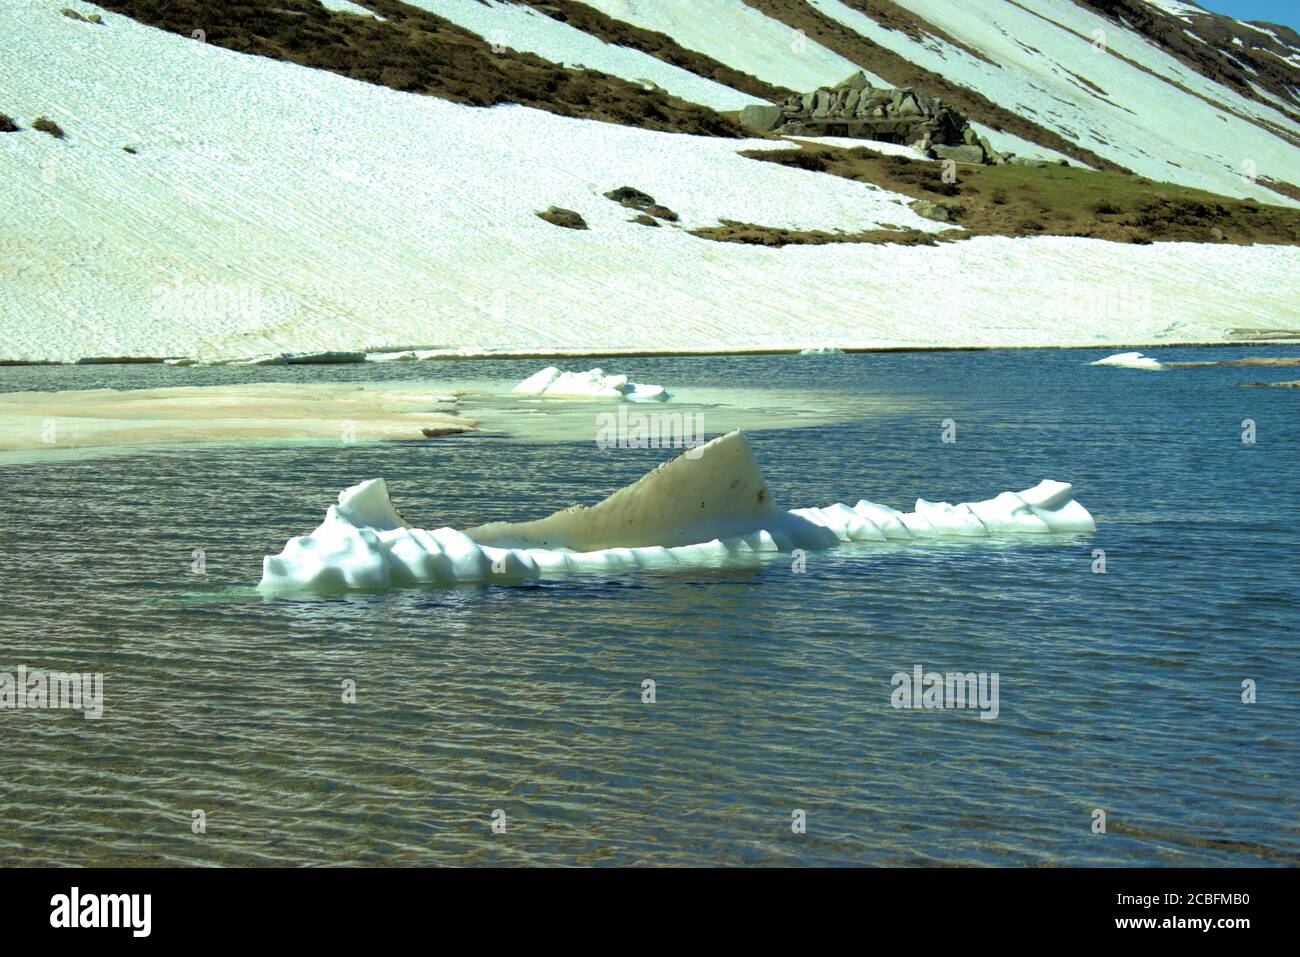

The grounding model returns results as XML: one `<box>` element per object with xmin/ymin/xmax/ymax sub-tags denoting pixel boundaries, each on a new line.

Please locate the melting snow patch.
<box><xmin>319</xmin><ymin>0</ymin><xmax>386</xmax><ymax>20</ymax></box>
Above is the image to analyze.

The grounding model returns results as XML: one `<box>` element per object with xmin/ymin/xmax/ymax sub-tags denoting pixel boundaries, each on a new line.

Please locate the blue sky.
<box><xmin>1198</xmin><ymin>1</ymin><xmax>1299</xmax><ymax>30</ymax></box>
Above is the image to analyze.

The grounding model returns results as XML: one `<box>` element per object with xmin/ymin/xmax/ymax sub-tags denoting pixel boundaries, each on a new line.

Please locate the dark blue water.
<box><xmin>1</xmin><ymin>349</ymin><xmax>1297</xmax><ymax>865</ymax></box>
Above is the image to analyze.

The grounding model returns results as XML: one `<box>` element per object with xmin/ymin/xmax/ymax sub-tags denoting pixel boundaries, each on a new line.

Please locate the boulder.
<box><xmin>604</xmin><ymin>186</ymin><xmax>656</xmax><ymax>209</ymax></box>
<box><xmin>740</xmin><ymin>103</ymin><xmax>784</xmax><ymax>132</ymax></box>
<box><xmin>537</xmin><ymin>206</ymin><xmax>588</xmax><ymax>230</ymax></box>
<box><xmin>932</xmin><ymin>144</ymin><xmax>985</xmax><ymax>164</ymax></box>
<box><xmin>909</xmin><ymin>199</ymin><xmax>964</xmax><ymax>222</ymax></box>
<box><xmin>644</xmin><ymin>204</ymin><xmax>679</xmax><ymax>223</ymax></box>
<box><xmin>836</xmin><ymin>71</ymin><xmax>871</xmax><ymax>90</ymax></box>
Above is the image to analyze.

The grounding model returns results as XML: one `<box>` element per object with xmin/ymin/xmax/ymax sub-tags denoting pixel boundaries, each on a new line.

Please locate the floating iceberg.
<box><xmin>799</xmin><ymin>346</ymin><xmax>844</xmax><ymax>355</ymax></box>
<box><xmin>513</xmin><ymin>367</ymin><xmax>670</xmax><ymax>401</ymax></box>
<box><xmin>1090</xmin><ymin>351</ymin><xmax>1164</xmax><ymax>370</ymax></box>
<box><xmin>259</xmin><ymin>431</ymin><xmax>1095</xmax><ymax>592</ymax></box>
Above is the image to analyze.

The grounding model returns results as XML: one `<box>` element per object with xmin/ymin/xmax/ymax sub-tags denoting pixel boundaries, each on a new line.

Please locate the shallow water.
<box><xmin>1</xmin><ymin>349</ymin><xmax>1297</xmax><ymax>866</ymax></box>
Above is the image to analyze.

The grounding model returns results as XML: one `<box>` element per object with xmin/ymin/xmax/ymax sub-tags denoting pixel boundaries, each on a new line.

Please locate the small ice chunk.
<box><xmin>624</xmin><ymin>383</ymin><xmax>671</xmax><ymax>402</ymax></box>
<box><xmin>513</xmin><ymin>366</ymin><xmax>562</xmax><ymax>395</ymax></box>
<box><xmin>512</xmin><ymin>366</ymin><xmax>670</xmax><ymax>401</ymax></box>
<box><xmin>1091</xmin><ymin>351</ymin><xmax>1164</xmax><ymax>370</ymax></box>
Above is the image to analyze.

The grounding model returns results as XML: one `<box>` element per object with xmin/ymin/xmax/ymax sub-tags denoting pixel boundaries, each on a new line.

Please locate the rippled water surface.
<box><xmin>2</xmin><ymin>350</ymin><xmax>1297</xmax><ymax>866</ymax></box>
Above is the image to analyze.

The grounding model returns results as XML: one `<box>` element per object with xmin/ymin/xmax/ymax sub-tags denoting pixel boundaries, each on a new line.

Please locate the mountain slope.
<box><xmin>0</xmin><ymin>0</ymin><xmax>1297</xmax><ymax>363</ymax></box>
<box><xmin>569</xmin><ymin>0</ymin><xmax>1300</xmax><ymax>202</ymax></box>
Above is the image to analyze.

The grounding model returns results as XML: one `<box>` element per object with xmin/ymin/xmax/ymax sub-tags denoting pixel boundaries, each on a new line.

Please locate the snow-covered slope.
<box><xmin>0</xmin><ymin>2</ymin><xmax>1296</xmax><ymax>363</ymax></box>
<box><xmin>400</xmin><ymin>0</ymin><xmax>764</xmax><ymax>110</ymax></box>
<box><xmin>573</xmin><ymin>0</ymin><xmax>888</xmax><ymax>90</ymax></box>
<box><xmin>872</xmin><ymin>0</ymin><xmax>1299</xmax><ymax>202</ymax></box>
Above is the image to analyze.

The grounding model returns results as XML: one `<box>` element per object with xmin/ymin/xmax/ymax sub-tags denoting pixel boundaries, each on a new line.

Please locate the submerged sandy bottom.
<box><xmin>0</xmin><ymin>382</ymin><xmax>476</xmax><ymax>456</ymax></box>
<box><xmin>0</xmin><ymin>378</ymin><xmax>900</xmax><ymax>461</ymax></box>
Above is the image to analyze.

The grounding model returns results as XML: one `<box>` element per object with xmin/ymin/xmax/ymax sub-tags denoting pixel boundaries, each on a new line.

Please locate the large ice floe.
<box><xmin>513</xmin><ymin>367</ymin><xmax>670</xmax><ymax>401</ymax></box>
<box><xmin>259</xmin><ymin>431</ymin><xmax>1095</xmax><ymax>592</ymax></box>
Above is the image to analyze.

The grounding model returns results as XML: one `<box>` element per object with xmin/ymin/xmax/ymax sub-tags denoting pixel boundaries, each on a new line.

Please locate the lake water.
<box><xmin>1</xmin><ymin>349</ymin><xmax>1297</xmax><ymax>866</ymax></box>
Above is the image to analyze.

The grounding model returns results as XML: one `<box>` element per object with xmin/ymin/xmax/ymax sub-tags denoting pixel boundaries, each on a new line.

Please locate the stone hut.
<box><xmin>740</xmin><ymin>71</ymin><xmax>1008</xmax><ymax>165</ymax></box>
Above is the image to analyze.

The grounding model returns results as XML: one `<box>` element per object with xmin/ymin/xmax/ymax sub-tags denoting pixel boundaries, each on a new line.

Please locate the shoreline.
<box><xmin>3</xmin><ymin>337</ymin><xmax>1300</xmax><ymax>368</ymax></box>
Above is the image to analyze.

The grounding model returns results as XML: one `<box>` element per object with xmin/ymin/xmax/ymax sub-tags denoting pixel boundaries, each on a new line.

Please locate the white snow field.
<box><xmin>573</xmin><ymin>0</ymin><xmax>889</xmax><ymax>90</ymax></box>
<box><xmin>400</xmin><ymin>0</ymin><xmax>763</xmax><ymax>110</ymax></box>
<box><xmin>260</xmin><ymin>431</ymin><xmax>1096</xmax><ymax>591</ymax></box>
<box><xmin>1</xmin><ymin>2</ymin><xmax>1297</xmax><ymax>364</ymax></box>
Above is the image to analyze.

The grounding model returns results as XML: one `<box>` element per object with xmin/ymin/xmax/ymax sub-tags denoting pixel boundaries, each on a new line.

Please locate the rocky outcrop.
<box><xmin>604</xmin><ymin>186</ymin><xmax>679</xmax><ymax>223</ymax></box>
<box><xmin>742</xmin><ymin>71</ymin><xmax>1011</xmax><ymax>165</ymax></box>
<box><xmin>909</xmin><ymin>199</ymin><xmax>964</xmax><ymax>223</ymax></box>
<box><xmin>537</xmin><ymin>206</ymin><xmax>588</xmax><ymax>230</ymax></box>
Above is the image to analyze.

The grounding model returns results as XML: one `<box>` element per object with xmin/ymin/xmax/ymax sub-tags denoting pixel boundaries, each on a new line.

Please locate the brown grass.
<box><xmin>718</xmin><ymin>141</ymin><xmax>1300</xmax><ymax>245</ymax></box>
<box><xmin>689</xmin><ymin>219</ymin><xmax>938</xmax><ymax>246</ymax></box>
